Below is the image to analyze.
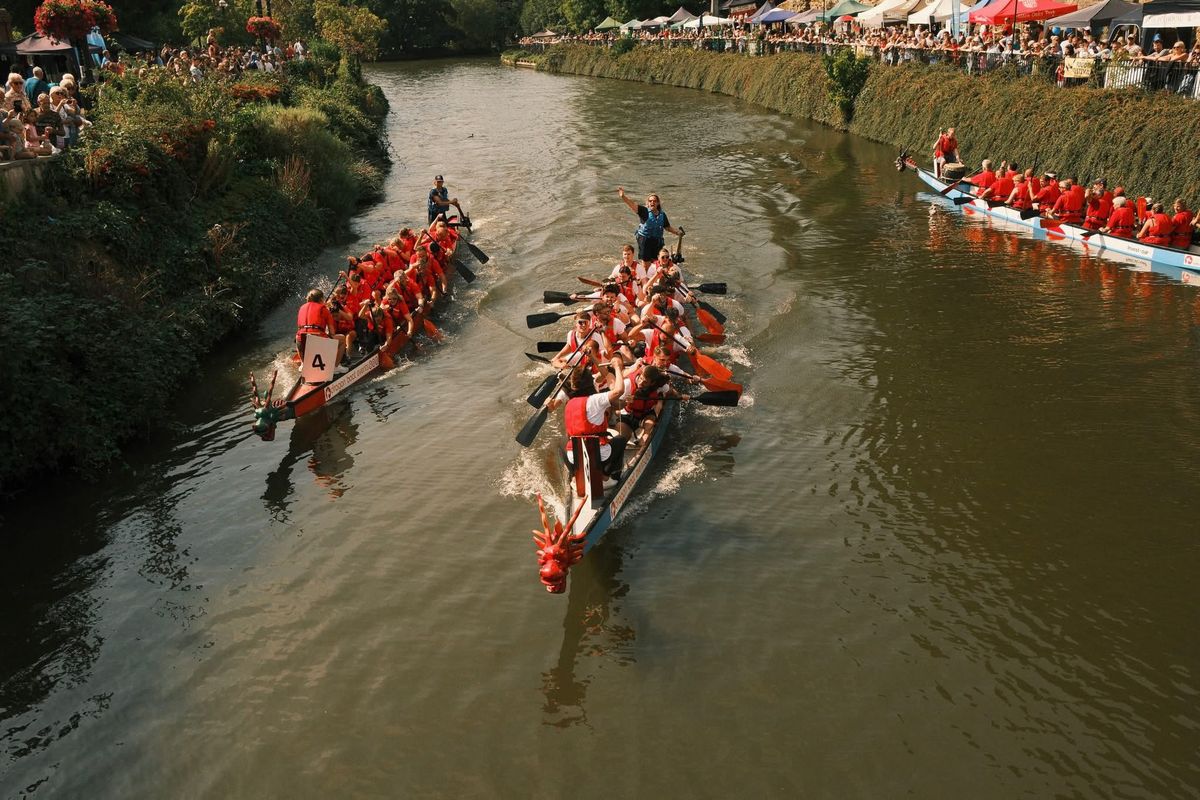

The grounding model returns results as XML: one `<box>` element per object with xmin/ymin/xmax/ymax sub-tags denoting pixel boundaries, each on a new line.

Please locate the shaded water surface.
<box><xmin>2</xmin><ymin>60</ymin><xmax>1199</xmax><ymax>798</ymax></box>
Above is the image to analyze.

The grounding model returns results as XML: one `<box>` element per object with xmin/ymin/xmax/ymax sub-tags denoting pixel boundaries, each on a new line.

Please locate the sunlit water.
<box><xmin>2</xmin><ymin>59</ymin><xmax>1199</xmax><ymax>798</ymax></box>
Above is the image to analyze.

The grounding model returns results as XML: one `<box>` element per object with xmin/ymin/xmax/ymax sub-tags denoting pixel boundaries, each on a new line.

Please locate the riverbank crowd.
<box><xmin>0</xmin><ymin>33</ymin><xmax>308</xmax><ymax>163</ymax></box>
<box><xmin>518</xmin><ymin>21</ymin><xmax>1200</xmax><ymax>98</ymax></box>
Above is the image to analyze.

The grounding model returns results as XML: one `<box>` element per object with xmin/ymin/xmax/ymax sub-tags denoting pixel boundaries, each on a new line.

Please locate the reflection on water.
<box><xmin>541</xmin><ymin>537</ymin><xmax>633</xmax><ymax>729</ymax></box>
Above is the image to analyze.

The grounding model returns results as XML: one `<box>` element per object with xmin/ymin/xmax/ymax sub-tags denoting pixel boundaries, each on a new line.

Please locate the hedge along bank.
<box><xmin>0</xmin><ymin>43</ymin><xmax>390</xmax><ymax>489</ymax></box>
<box><xmin>517</xmin><ymin>45</ymin><xmax>1196</xmax><ymax>204</ymax></box>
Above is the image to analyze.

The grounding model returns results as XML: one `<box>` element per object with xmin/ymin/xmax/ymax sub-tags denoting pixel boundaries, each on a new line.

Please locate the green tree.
<box><xmin>450</xmin><ymin>0</ymin><xmax>519</xmax><ymax>50</ymax></box>
<box><xmin>315</xmin><ymin>0</ymin><xmax>388</xmax><ymax>60</ymax></box>
<box><xmin>518</xmin><ymin>0</ymin><xmax>565</xmax><ymax>33</ymax></box>
<box><xmin>561</xmin><ymin>0</ymin><xmax>603</xmax><ymax>31</ymax></box>
<box><xmin>177</xmin><ymin>1</ymin><xmax>216</xmax><ymax>44</ymax></box>
<box><xmin>369</xmin><ymin>0</ymin><xmax>454</xmax><ymax>53</ymax></box>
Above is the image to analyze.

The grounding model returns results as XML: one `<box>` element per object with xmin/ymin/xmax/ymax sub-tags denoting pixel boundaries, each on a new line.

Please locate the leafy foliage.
<box><xmin>0</xmin><ymin>40</ymin><xmax>389</xmax><ymax>487</ymax></box>
<box><xmin>822</xmin><ymin>47</ymin><xmax>871</xmax><ymax>121</ymax></box>
<box><xmin>315</xmin><ymin>0</ymin><xmax>388</xmax><ymax>61</ymax></box>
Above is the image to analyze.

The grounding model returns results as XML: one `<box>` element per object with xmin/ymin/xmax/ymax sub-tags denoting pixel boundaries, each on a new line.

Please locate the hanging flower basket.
<box><xmin>246</xmin><ymin>16</ymin><xmax>281</xmax><ymax>40</ymax></box>
<box><xmin>34</xmin><ymin>0</ymin><xmax>118</xmax><ymax>42</ymax></box>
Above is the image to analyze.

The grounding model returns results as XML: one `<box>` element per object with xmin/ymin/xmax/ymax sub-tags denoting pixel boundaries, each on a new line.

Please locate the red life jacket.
<box><xmin>1028</xmin><ymin>177</ymin><xmax>1042</xmax><ymax>196</ymax></box>
<box><xmin>296</xmin><ymin>301</ymin><xmax>328</xmax><ymax>334</ymax></box>
<box><xmin>989</xmin><ymin>175</ymin><xmax>1014</xmax><ymax>202</ymax></box>
<box><xmin>1170</xmin><ymin>211</ymin><xmax>1192</xmax><ymax>249</ymax></box>
<box><xmin>624</xmin><ymin>384</ymin><xmax>660</xmax><ymax>419</ymax></box>
<box><xmin>1142</xmin><ymin>213</ymin><xmax>1173</xmax><ymax>246</ymax></box>
<box><xmin>1056</xmin><ymin>188</ymin><xmax>1084</xmax><ymax>223</ymax></box>
<box><xmin>974</xmin><ymin>170</ymin><xmax>997</xmax><ymax>191</ymax></box>
<box><xmin>1010</xmin><ymin>184</ymin><xmax>1032</xmax><ymax>210</ymax></box>
<box><xmin>648</xmin><ymin>329</ymin><xmax>680</xmax><ymax>364</ymax></box>
<box><xmin>1035</xmin><ymin>184</ymin><xmax>1061</xmax><ymax>208</ymax></box>
<box><xmin>1106</xmin><ymin>206</ymin><xmax>1135</xmax><ymax>238</ymax></box>
<box><xmin>1084</xmin><ymin>197</ymin><xmax>1106</xmax><ymax>230</ymax></box>
<box><xmin>565</xmin><ymin>395</ymin><xmax>608</xmax><ymax>437</ymax></box>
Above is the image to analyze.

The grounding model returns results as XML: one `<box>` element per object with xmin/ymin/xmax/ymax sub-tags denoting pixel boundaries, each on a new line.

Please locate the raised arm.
<box><xmin>617</xmin><ymin>186</ymin><xmax>639</xmax><ymax>213</ymax></box>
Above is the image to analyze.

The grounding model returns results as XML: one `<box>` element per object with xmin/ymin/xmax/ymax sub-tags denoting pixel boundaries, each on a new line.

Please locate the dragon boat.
<box><xmin>251</xmin><ymin>226</ymin><xmax>475</xmax><ymax>441</ymax></box>
<box><xmin>897</xmin><ymin>155</ymin><xmax>1200</xmax><ymax>285</ymax></box>
<box><xmin>524</xmin><ymin>259</ymin><xmax>741</xmax><ymax>593</ymax></box>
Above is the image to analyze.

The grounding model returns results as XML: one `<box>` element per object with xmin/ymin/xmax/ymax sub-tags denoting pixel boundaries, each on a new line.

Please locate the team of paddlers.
<box><xmin>536</xmin><ymin>188</ymin><xmax>735</xmax><ymax>484</ymax></box>
<box><xmin>293</xmin><ymin>215</ymin><xmax>461</xmax><ymax>370</ymax></box>
<box><xmin>933</xmin><ymin>131</ymin><xmax>1199</xmax><ymax>249</ymax></box>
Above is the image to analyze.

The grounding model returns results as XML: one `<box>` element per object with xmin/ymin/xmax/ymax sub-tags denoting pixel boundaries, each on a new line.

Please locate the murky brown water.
<box><xmin>2</xmin><ymin>59</ymin><xmax>1199</xmax><ymax>798</ymax></box>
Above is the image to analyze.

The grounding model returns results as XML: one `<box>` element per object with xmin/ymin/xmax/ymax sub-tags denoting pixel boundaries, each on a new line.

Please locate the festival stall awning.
<box><xmin>789</xmin><ymin>8</ymin><xmax>821</xmax><ymax>22</ymax></box>
<box><xmin>909</xmin><ymin>0</ymin><xmax>977</xmax><ymax>23</ymax></box>
<box><xmin>641</xmin><ymin>15</ymin><xmax>671</xmax><ymax>27</ymax></box>
<box><xmin>1043</xmin><ymin>0</ymin><xmax>1139</xmax><ymax>26</ymax></box>
<box><xmin>530</xmin><ymin>29</ymin><xmax>559</xmax><ymax>39</ymax></box>
<box><xmin>595</xmin><ymin>15</ymin><xmax>623</xmax><ymax>29</ymax></box>
<box><xmin>1136</xmin><ymin>0</ymin><xmax>1200</xmax><ymax>27</ymax></box>
<box><xmin>758</xmin><ymin>8</ymin><xmax>799</xmax><ymax>22</ymax></box>
<box><xmin>859</xmin><ymin>0</ymin><xmax>926</xmax><ymax>26</ymax></box>
<box><xmin>721</xmin><ymin>0</ymin><xmax>762</xmax><ymax>16</ymax></box>
<box><xmin>969</xmin><ymin>0</ymin><xmax>1077</xmax><ymax>23</ymax></box>
<box><xmin>747</xmin><ymin>1</ymin><xmax>776</xmax><ymax>21</ymax></box>
<box><xmin>12</xmin><ymin>33</ymin><xmax>105</xmax><ymax>55</ymax></box>
<box><xmin>667</xmin><ymin>5</ymin><xmax>698</xmax><ymax>22</ymax></box>
<box><xmin>683</xmin><ymin>13</ymin><xmax>735</xmax><ymax>26</ymax></box>
<box><xmin>815</xmin><ymin>0</ymin><xmax>872</xmax><ymax>20</ymax></box>
<box><xmin>620</xmin><ymin>17</ymin><xmax>643</xmax><ymax>28</ymax></box>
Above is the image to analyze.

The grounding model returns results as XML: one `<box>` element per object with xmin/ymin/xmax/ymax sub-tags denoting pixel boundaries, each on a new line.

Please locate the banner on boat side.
<box><xmin>301</xmin><ymin>335</ymin><xmax>339</xmax><ymax>383</ymax></box>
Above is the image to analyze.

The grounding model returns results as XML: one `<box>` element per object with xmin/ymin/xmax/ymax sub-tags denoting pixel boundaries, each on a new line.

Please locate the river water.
<box><xmin>2</xmin><ymin>59</ymin><xmax>1199</xmax><ymax>798</ymax></box>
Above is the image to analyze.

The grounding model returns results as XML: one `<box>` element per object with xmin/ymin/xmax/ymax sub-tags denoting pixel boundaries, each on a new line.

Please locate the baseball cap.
<box><xmin>434</xmin><ymin>174</ymin><xmax>444</xmax><ymax>181</ymax></box>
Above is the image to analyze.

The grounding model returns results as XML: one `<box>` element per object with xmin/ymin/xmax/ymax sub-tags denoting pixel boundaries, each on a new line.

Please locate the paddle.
<box><xmin>526</xmin><ymin>324</ymin><xmax>596</xmax><ymax>408</ymax></box>
<box><xmin>672</xmin><ymin>230</ymin><xmax>685</xmax><ymax>264</ymax></box>
<box><xmin>696</xmin><ymin>282</ymin><xmax>727</xmax><ymax>295</ymax></box>
<box><xmin>526</xmin><ymin>309</ymin><xmax>578</xmax><ymax>329</ymax></box>
<box><xmin>419</xmin><ymin>230</ymin><xmax>476</xmax><ymax>283</ymax></box>
<box><xmin>953</xmin><ymin>195</ymin><xmax>978</xmax><ymax>206</ymax></box>
<box><xmin>517</xmin><ymin>327</ymin><xmax>596</xmax><ymax>444</ymax></box>
<box><xmin>537</xmin><ymin>340</ymin><xmax>566</xmax><ymax>353</ymax></box>
<box><xmin>577</xmin><ymin>275</ymin><xmax>604</xmax><ymax>288</ymax></box>
<box><xmin>681</xmin><ymin>280</ymin><xmax>727</xmax><ymax>325</ymax></box>
<box><xmin>526</xmin><ymin>352</ymin><xmax>552</xmax><ymax>364</ymax></box>
<box><xmin>1019</xmin><ymin>208</ymin><xmax>1041</xmax><ymax>220</ymax></box>
<box><xmin>543</xmin><ymin>290</ymin><xmax>579</xmax><ymax>305</ymax></box>
<box><xmin>461</xmin><ymin>237</ymin><xmax>490</xmax><ymax>264</ymax></box>
<box><xmin>669</xmin><ymin>364</ymin><xmax>742</xmax><ymax>396</ymax></box>
<box><xmin>451</xmin><ymin>201</ymin><xmax>472</xmax><ymax>230</ymax></box>
<box><xmin>422</xmin><ymin>317</ymin><xmax>444</xmax><ymax>342</ymax></box>
<box><xmin>695</xmin><ymin>333</ymin><xmax>726</xmax><ymax>345</ymax></box>
<box><xmin>692</xmin><ymin>390</ymin><xmax>740</xmax><ymax>407</ymax></box>
<box><xmin>647</xmin><ymin>318</ymin><xmax>733</xmax><ymax>381</ymax></box>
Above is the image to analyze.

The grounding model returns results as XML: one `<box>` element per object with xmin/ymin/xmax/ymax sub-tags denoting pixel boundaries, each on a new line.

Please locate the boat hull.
<box><xmin>914</xmin><ymin>167</ymin><xmax>1200</xmax><ymax>284</ymax></box>
<box><xmin>568</xmin><ymin>399</ymin><xmax>677</xmax><ymax>554</ymax></box>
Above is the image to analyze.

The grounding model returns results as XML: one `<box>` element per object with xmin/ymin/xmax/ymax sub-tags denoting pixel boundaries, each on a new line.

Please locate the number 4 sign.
<box><xmin>301</xmin><ymin>335</ymin><xmax>339</xmax><ymax>383</ymax></box>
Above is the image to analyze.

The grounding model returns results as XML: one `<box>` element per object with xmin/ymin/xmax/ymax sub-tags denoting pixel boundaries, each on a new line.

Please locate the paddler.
<box><xmin>1049</xmin><ymin>179</ymin><xmax>1085</xmax><ymax>224</ymax></box>
<box><xmin>1137</xmin><ymin>201</ymin><xmax>1173</xmax><ymax>246</ymax></box>
<box><xmin>1169</xmin><ymin>199</ymin><xmax>1193</xmax><ymax>249</ymax></box>
<box><xmin>1033</xmin><ymin>171</ymin><xmax>1060</xmax><ymax>212</ymax></box>
<box><xmin>1099</xmin><ymin>196</ymin><xmax>1135</xmax><ymax>239</ymax></box>
<box><xmin>979</xmin><ymin>166</ymin><xmax>1014</xmax><ymax>204</ymax></box>
<box><xmin>427</xmin><ymin>175</ymin><xmax>458</xmax><ymax>224</ymax></box>
<box><xmin>616</xmin><ymin>363</ymin><xmax>690</xmax><ymax>447</ymax></box>
<box><xmin>552</xmin><ymin>310</ymin><xmax>613</xmax><ymax>370</ymax></box>
<box><xmin>617</xmin><ymin>187</ymin><xmax>684</xmax><ymax>268</ymax></box>
<box><xmin>296</xmin><ymin>288</ymin><xmax>345</xmax><ymax>364</ymax></box>
<box><xmin>970</xmin><ymin>159</ymin><xmax>997</xmax><ymax>194</ymax></box>
<box><xmin>327</xmin><ymin>284</ymin><xmax>357</xmax><ymax>362</ymax></box>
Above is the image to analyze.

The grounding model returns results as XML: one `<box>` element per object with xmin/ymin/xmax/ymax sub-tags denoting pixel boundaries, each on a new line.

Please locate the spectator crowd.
<box><xmin>0</xmin><ymin>33</ymin><xmax>308</xmax><ymax>164</ymax></box>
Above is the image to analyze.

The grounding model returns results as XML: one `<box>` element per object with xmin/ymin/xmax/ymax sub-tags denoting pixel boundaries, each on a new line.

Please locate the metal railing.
<box><xmin>515</xmin><ymin>38</ymin><xmax>1200</xmax><ymax>100</ymax></box>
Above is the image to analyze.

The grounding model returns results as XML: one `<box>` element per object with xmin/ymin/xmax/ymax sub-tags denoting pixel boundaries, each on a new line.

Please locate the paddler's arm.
<box><xmin>606</xmin><ymin>356</ymin><xmax>626</xmax><ymax>405</ymax></box>
<box><xmin>617</xmin><ymin>187</ymin><xmax>639</xmax><ymax>214</ymax></box>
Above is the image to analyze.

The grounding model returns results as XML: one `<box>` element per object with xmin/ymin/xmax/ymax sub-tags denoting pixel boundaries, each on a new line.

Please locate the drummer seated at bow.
<box><xmin>546</xmin><ymin>359</ymin><xmax>627</xmax><ymax>482</ymax></box>
<box><xmin>296</xmin><ymin>289</ymin><xmax>346</xmax><ymax>365</ymax></box>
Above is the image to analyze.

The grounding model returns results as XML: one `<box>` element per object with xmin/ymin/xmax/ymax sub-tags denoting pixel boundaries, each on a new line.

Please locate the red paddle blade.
<box><xmin>696</xmin><ymin>307</ymin><xmax>725</xmax><ymax>336</ymax></box>
<box><xmin>423</xmin><ymin>318</ymin><xmax>444</xmax><ymax>342</ymax></box>
<box><xmin>693</xmin><ymin>352</ymin><xmax>732</xmax><ymax>382</ymax></box>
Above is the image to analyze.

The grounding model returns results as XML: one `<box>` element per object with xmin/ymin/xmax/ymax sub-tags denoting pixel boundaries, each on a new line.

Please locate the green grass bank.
<box><xmin>0</xmin><ymin>44</ymin><xmax>389</xmax><ymax>489</ymax></box>
<box><xmin>512</xmin><ymin>45</ymin><xmax>1195</xmax><ymax>203</ymax></box>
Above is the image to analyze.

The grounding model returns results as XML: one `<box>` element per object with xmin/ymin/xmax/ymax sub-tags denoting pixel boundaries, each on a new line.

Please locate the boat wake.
<box><xmin>497</xmin><ymin>448</ymin><xmax>567</xmax><ymax>521</ymax></box>
<box><xmin>618</xmin><ymin>443</ymin><xmax>712</xmax><ymax>522</ymax></box>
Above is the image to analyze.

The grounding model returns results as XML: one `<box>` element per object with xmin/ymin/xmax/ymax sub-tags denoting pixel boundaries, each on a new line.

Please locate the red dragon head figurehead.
<box><xmin>532</xmin><ymin>494</ymin><xmax>587</xmax><ymax>594</ymax></box>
